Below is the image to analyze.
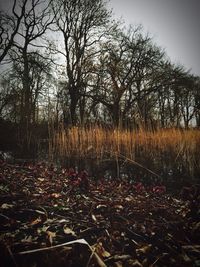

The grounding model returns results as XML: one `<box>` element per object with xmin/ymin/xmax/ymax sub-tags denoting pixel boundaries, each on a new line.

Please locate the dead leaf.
<box><xmin>1</xmin><ymin>203</ymin><xmax>14</xmax><ymax>209</ymax></box>
<box><xmin>46</xmin><ymin>231</ymin><xmax>56</xmax><ymax>246</ymax></box>
<box><xmin>92</xmin><ymin>214</ymin><xmax>97</xmax><ymax>222</ymax></box>
<box><xmin>127</xmin><ymin>259</ymin><xmax>143</xmax><ymax>267</ymax></box>
<box><xmin>96</xmin><ymin>204</ymin><xmax>107</xmax><ymax>209</ymax></box>
<box><xmin>128</xmin><ymin>260</ymin><xmax>143</xmax><ymax>267</ymax></box>
<box><xmin>51</xmin><ymin>193</ymin><xmax>61</xmax><ymax>198</ymax></box>
<box><xmin>111</xmin><ymin>255</ymin><xmax>132</xmax><ymax>261</ymax></box>
<box><xmin>114</xmin><ymin>262</ymin><xmax>123</xmax><ymax>267</ymax></box>
<box><xmin>180</xmin><ymin>252</ymin><xmax>192</xmax><ymax>264</ymax></box>
<box><xmin>93</xmin><ymin>242</ymin><xmax>111</xmax><ymax>258</ymax></box>
<box><xmin>136</xmin><ymin>244</ymin><xmax>152</xmax><ymax>255</ymax></box>
<box><xmin>37</xmin><ymin>225</ymin><xmax>49</xmax><ymax>234</ymax></box>
<box><xmin>21</xmin><ymin>235</ymin><xmax>33</xmax><ymax>243</ymax></box>
<box><xmin>125</xmin><ymin>196</ymin><xmax>133</xmax><ymax>202</ymax></box>
<box><xmin>63</xmin><ymin>225</ymin><xmax>76</xmax><ymax>236</ymax></box>
<box><xmin>114</xmin><ymin>205</ymin><xmax>123</xmax><ymax>210</ymax></box>
<box><xmin>30</xmin><ymin>217</ymin><xmax>42</xmax><ymax>226</ymax></box>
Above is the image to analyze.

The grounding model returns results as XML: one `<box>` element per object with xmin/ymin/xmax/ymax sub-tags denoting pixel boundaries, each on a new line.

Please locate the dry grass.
<box><xmin>49</xmin><ymin>126</ymin><xmax>200</xmax><ymax>174</ymax></box>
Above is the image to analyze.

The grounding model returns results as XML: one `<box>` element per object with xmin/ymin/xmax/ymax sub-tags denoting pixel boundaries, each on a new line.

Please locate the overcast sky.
<box><xmin>109</xmin><ymin>0</ymin><xmax>200</xmax><ymax>76</ymax></box>
<box><xmin>1</xmin><ymin>0</ymin><xmax>200</xmax><ymax>76</ymax></box>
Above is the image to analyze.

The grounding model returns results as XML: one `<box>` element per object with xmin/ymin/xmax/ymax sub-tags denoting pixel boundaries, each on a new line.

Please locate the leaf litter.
<box><xmin>0</xmin><ymin>160</ymin><xmax>199</xmax><ymax>267</ymax></box>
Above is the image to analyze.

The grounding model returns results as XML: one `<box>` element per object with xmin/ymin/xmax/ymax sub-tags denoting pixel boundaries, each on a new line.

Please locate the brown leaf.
<box><xmin>30</xmin><ymin>217</ymin><xmax>42</xmax><ymax>226</ymax></box>
<box><xmin>114</xmin><ymin>205</ymin><xmax>123</xmax><ymax>210</ymax></box>
<box><xmin>46</xmin><ymin>230</ymin><xmax>56</xmax><ymax>246</ymax></box>
<box><xmin>136</xmin><ymin>244</ymin><xmax>152</xmax><ymax>255</ymax></box>
<box><xmin>51</xmin><ymin>193</ymin><xmax>61</xmax><ymax>198</ymax></box>
<box><xmin>93</xmin><ymin>242</ymin><xmax>111</xmax><ymax>258</ymax></box>
<box><xmin>114</xmin><ymin>262</ymin><xmax>123</xmax><ymax>267</ymax></box>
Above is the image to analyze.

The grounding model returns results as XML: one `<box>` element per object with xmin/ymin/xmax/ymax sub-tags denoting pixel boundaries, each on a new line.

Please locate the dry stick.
<box><xmin>115</xmin><ymin>151</ymin><xmax>120</xmax><ymax>179</ymax></box>
<box><xmin>17</xmin><ymin>238</ymin><xmax>107</xmax><ymax>267</ymax></box>
<box><xmin>4</xmin><ymin>244</ymin><xmax>19</xmax><ymax>267</ymax></box>
<box><xmin>0</xmin><ymin>213</ymin><xmax>10</xmax><ymax>221</ymax></box>
<box><xmin>86</xmin><ymin>248</ymin><xmax>96</xmax><ymax>267</ymax></box>
<box><xmin>150</xmin><ymin>255</ymin><xmax>164</xmax><ymax>266</ymax></box>
<box><xmin>17</xmin><ymin>239</ymin><xmax>88</xmax><ymax>255</ymax></box>
<box><xmin>108</xmin><ymin>150</ymin><xmax>161</xmax><ymax>178</ymax></box>
<box><xmin>175</xmin><ymin>144</ymin><xmax>184</xmax><ymax>162</ymax></box>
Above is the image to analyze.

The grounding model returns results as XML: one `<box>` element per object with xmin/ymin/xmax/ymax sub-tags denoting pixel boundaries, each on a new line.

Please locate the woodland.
<box><xmin>0</xmin><ymin>0</ymin><xmax>200</xmax><ymax>266</ymax></box>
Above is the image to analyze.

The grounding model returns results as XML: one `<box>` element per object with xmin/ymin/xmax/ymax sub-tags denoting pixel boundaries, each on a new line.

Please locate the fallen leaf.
<box><xmin>30</xmin><ymin>217</ymin><xmax>42</xmax><ymax>226</ymax></box>
<box><xmin>37</xmin><ymin>225</ymin><xmax>49</xmax><ymax>234</ymax></box>
<box><xmin>92</xmin><ymin>214</ymin><xmax>97</xmax><ymax>222</ymax></box>
<box><xmin>46</xmin><ymin>231</ymin><xmax>56</xmax><ymax>246</ymax></box>
<box><xmin>63</xmin><ymin>225</ymin><xmax>76</xmax><ymax>236</ymax></box>
<box><xmin>136</xmin><ymin>244</ymin><xmax>152</xmax><ymax>255</ymax></box>
<box><xmin>93</xmin><ymin>242</ymin><xmax>111</xmax><ymax>258</ymax></box>
<box><xmin>51</xmin><ymin>193</ymin><xmax>61</xmax><ymax>198</ymax></box>
<box><xmin>114</xmin><ymin>261</ymin><xmax>123</xmax><ymax>267</ymax></box>
<box><xmin>125</xmin><ymin>196</ymin><xmax>133</xmax><ymax>202</ymax></box>
<box><xmin>1</xmin><ymin>203</ymin><xmax>14</xmax><ymax>209</ymax></box>
<box><xmin>114</xmin><ymin>205</ymin><xmax>123</xmax><ymax>210</ymax></box>
<box><xmin>127</xmin><ymin>259</ymin><xmax>143</xmax><ymax>267</ymax></box>
<box><xmin>21</xmin><ymin>235</ymin><xmax>33</xmax><ymax>243</ymax></box>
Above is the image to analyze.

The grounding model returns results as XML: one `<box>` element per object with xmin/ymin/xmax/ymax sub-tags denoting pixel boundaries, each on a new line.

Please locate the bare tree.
<box><xmin>5</xmin><ymin>0</ymin><xmax>54</xmax><ymax>154</ymax></box>
<box><xmin>179</xmin><ymin>75</ymin><xmax>200</xmax><ymax>128</ymax></box>
<box><xmin>0</xmin><ymin>0</ymin><xmax>28</xmax><ymax>63</ymax></box>
<box><xmin>151</xmin><ymin>62</ymin><xmax>196</xmax><ymax>128</ymax></box>
<box><xmin>0</xmin><ymin>74</ymin><xmax>20</xmax><ymax>120</ymax></box>
<box><xmin>86</xmin><ymin>25</ymin><xmax>166</xmax><ymax>127</ymax></box>
<box><xmin>51</xmin><ymin>0</ymin><xmax>111</xmax><ymax>125</ymax></box>
<box><xmin>192</xmin><ymin>76</ymin><xmax>200</xmax><ymax>127</ymax></box>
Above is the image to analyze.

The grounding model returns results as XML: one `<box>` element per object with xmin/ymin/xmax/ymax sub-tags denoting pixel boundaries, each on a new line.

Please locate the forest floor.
<box><xmin>0</xmin><ymin>160</ymin><xmax>200</xmax><ymax>267</ymax></box>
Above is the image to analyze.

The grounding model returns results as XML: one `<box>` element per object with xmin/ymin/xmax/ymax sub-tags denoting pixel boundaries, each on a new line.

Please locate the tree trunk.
<box><xmin>19</xmin><ymin>48</ymin><xmax>32</xmax><ymax>155</ymax></box>
<box><xmin>69</xmin><ymin>90</ymin><xmax>79</xmax><ymax>125</ymax></box>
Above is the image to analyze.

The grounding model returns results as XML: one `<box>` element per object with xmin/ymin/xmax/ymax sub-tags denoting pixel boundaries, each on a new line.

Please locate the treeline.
<box><xmin>0</xmin><ymin>0</ymin><xmax>200</xmax><ymax>153</ymax></box>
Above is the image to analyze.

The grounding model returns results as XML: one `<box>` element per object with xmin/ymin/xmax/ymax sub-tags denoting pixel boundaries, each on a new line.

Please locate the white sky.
<box><xmin>108</xmin><ymin>0</ymin><xmax>200</xmax><ymax>76</ymax></box>
<box><xmin>1</xmin><ymin>0</ymin><xmax>200</xmax><ymax>76</ymax></box>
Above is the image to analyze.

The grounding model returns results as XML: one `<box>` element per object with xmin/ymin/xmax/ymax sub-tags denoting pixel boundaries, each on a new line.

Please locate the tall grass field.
<box><xmin>49</xmin><ymin>126</ymin><xmax>200</xmax><ymax>182</ymax></box>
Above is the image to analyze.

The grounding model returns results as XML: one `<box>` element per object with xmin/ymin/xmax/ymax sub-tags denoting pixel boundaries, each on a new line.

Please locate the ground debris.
<box><xmin>0</xmin><ymin>161</ymin><xmax>199</xmax><ymax>267</ymax></box>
